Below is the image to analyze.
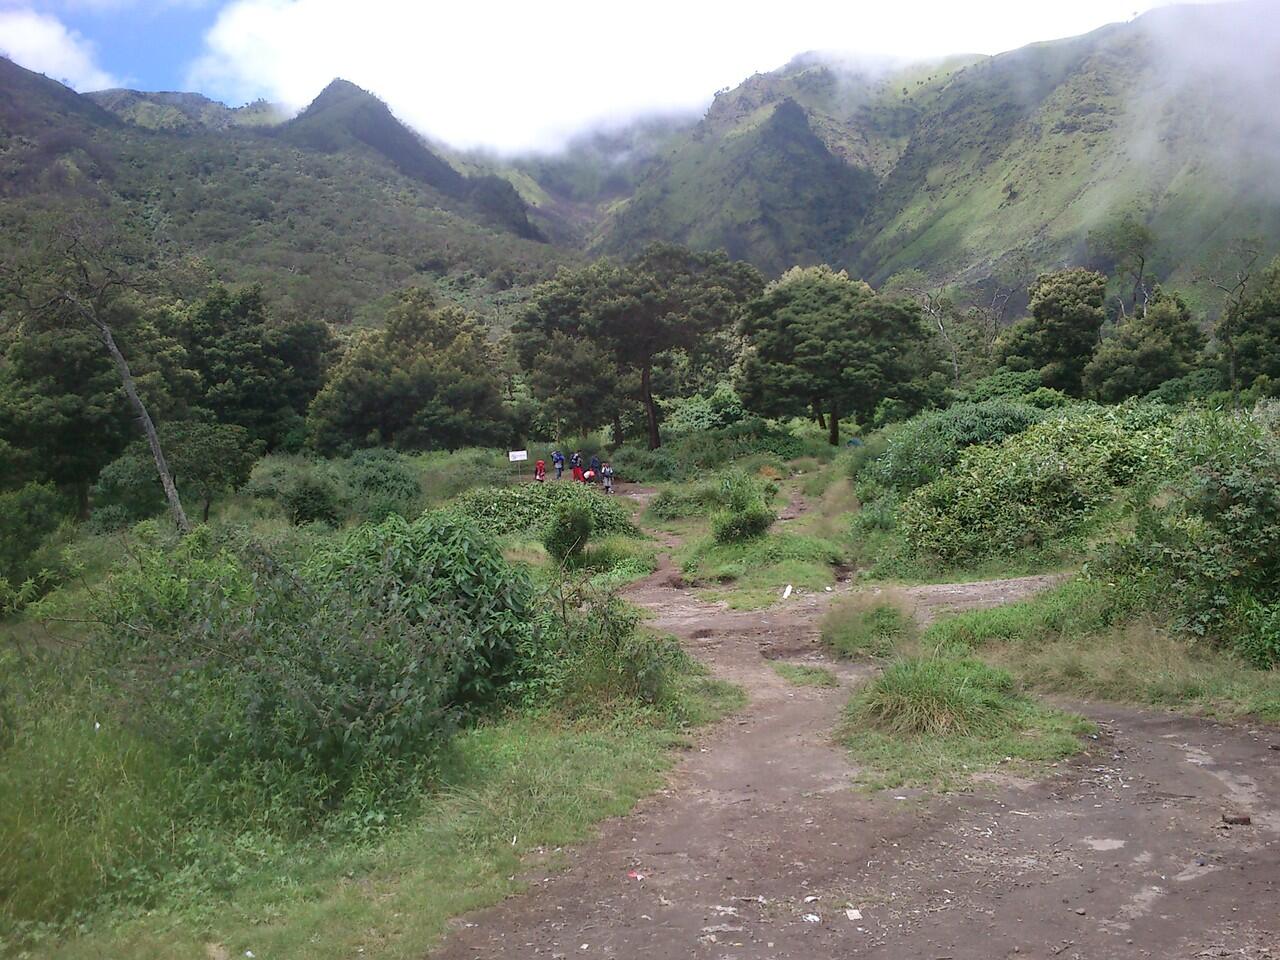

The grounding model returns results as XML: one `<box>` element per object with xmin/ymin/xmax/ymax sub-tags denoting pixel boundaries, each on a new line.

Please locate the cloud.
<box><xmin>187</xmin><ymin>0</ymin><xmax>1194</xmax><ymax>153</ymax></box>
<box><xmin>0</xmin><ymin>7</ymin><xmax>116</xmax><ymax>89</ymax></box>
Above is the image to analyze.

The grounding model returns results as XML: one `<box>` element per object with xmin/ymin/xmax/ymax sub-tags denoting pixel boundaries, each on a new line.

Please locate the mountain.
<box><xmin>512</xmin><ymin>0</ymin><xmax>1280</xmax><ymax>298</ymax></box>
<box><xmin>87</xmin><ymin>89</ymin><xmax>285</xmax><ymax>131</ymax></box>
<box><xmin>0</xmin><ymin>60</ymin><xmax>563</xmax><ymax>323</ymax></box>
<box><xmin>4</xmin><ymin>0</ymin><xmax>1280</xmax><ymax>319</ymax></box>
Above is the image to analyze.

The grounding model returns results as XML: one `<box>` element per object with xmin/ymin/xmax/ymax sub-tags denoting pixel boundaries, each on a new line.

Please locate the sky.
<box><xmin>0</xmin><ymin>0</ymin><xmax>1223</xmax><ymax>152</ymax></box>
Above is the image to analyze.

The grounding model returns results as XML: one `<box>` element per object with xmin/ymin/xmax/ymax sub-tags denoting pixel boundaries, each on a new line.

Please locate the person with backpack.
<box><xmin>570</xmin><ymin>451</ymin><xmax>584</xmax><ymax>483</ymax></box>
<box><xmin>589</xmin><ymin>453</ymin><xmax>601</xmax><ymax>483</ymax></box>
<box><xmin>601</xmin><ymin>461</ymin><xmax>615</xmax><ymax>494</ymax></box>
<box><xmin>552</xmin><ymin>450</ymin><xmax>565</xmax><ymax>480</ymax></box>
<box><xmin>534</xmin><ymin>459</ymin><xmax>546</xmax><ymax>482</ymax></box>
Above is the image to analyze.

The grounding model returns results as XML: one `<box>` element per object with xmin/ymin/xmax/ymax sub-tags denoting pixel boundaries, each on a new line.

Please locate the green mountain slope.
<box><xmin>531</xmin><ymin>0</ymin><xmax>1280</xmax><ymax>292</ymax></box>
<box><xmin>0</xmin><ymin>61</ymin><xmax>565</xmax><ymax>322</ymax></box>
<box><xmin>597</xmin><ymin>97</ymin><xmax>878</xmax><ymax>273</ymax></box>
<box><xmin>86</xmin><ymin>88</ymin><xmax>285</xmax><ymax>131</ymax></box>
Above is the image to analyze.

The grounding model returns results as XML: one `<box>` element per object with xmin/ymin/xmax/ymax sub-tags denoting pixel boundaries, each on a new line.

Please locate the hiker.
<box><xmin>570</xmin><ymin>451</ymin><xmax>584</xmax><ymax>483</ymax></box>
<box><xmin>552</xmin><ymin>450</ymin><xmax>565</xmax><ymax>479</ymax></box>
<box><xmin>589</xmin><ymin>453</ymin><xmax>601</xmax><ymax>482</ymax></box>
<box><xmin>583</xmin><ymin>468</ymin><xmax>595</xmax><ymax>483</ymax></box>
<box><xmin>534</xmin><ymin>458</ymin><xmax>546</xmax><ymax>482</ymax></box>
<box><xmin>601</xmin><ymin>461</ymin><xmax>615</xmax><ymax>494</ymax></box>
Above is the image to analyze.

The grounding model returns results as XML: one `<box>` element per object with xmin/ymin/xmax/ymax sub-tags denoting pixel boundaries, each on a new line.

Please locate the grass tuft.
<box><xmin>822</xmin><ymin>590</ymin><xmax>918</xmax><ymax>659</ymax></box>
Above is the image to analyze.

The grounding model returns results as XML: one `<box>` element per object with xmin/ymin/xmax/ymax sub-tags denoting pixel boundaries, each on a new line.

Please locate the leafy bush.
<box><xmin>710</xmin><ymin>471</ymin><xmax>776</xmax><ymax>544</ymax></box>
<box><xmin>450</xmin><ymin>482</ymin><xmax>637</xmax><ymax>538</ymax></box>
<box><xmin>346</xmin><ymin>448</ymin><xmax>423</xmax><ymax>521</ymax></box>
<box><xmin>80</xmin><ymin>513</ymin><xmax>536</xmax><ymax>827</ymax></box>
<box><xmin>853</xmin><ymin>658</ymin><xmax>1017</xmax><ymax>736</ymax></box>
<box><xmin>870</xmin><ymin>400</ymin><xmax>1043</xmax><ymax>492</ymax></box>
<box><xmin>544</xmin><ymin>502</ymin><xmax>593</xmax><ymax>563</ymax></box>
<box><xmin>899</xmin><ymin>406</ymin><xmax>1177</xmax><ymax>564</ymax></box>
<box><xmin>0</xmin><ymin>482</ymin><xmax>68</xmax><ymax>596</ymax></box>
<box><xmin>1115</xmin><ymin>414</ymin><xmax>1280</xmax><ymax>665</ymax></box>
<box><xmin>961</xmin><ymin>368</ymin><xmax>1042</xmax><ymax>402</ymax></box>
<box><xmin>660</xmin><ymin>382</ymin><xmax>745</xmax><ymax>437</ymax></box>
<box><xmin>280</xmin><ymin>472</ymin><xmax>343</xmax><ymax>525</ymax></box>
<box><xmin>520</xmin><ymin>581</ymin><xmax>684</xmax><ymax>711</ymax></box>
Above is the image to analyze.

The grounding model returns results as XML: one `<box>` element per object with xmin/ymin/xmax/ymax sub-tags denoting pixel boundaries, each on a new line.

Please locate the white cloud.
<box><xmin>188</xmin><ymin>0</ymin><xmax>1196</xmax><ymax>153</ymax></box>
<box><xmin>0</xmin><ymin>7</ymin><xmax>116</xmax><ymax>89</ymax></box>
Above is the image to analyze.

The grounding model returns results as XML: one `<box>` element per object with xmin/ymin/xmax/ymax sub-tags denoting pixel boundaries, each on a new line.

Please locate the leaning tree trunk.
<box><xmin>828</xmin><ymin>403</ymin><xmax>840</xmax><ymax>446</ymax></box>
<box><xmin>640</xmin><ymin>364</ymin><xmax>661</xmax><ymax>451</ymax></box>
<box><xmin>814</xmin><ymin>405</ymin><xmax>826</xmax><ymax>430</ymax></box>
<box><xmin>90</xmin><ymin>313</ymin><xmax>192</xmax><ymax>534</ymax></box>
<box><xmin>612</xmin><ymin>412</ymin><xmax>624</xmax><ymax>446</ymax></box>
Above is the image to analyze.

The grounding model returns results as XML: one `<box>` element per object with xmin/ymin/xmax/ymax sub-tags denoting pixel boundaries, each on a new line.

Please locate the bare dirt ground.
<box><xmin>432</xmin><ymin>489</ymin><xmax>1279</xmax><ymax>960</ymax></box>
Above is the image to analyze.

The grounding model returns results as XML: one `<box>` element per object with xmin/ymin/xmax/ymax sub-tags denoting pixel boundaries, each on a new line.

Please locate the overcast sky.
<box><xmin>0</xmin><ymin>0</ymin><xmax>1224</xmax><ymax>151</ymax></box>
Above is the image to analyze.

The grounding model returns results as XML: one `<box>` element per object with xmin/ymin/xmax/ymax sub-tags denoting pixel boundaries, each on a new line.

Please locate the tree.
<box><xmin>514</xmin><ymin>244</ymin><xmax>762</xmax><ymax>449</ymax></box>
<box><xmin>997</xmin><ymin>269</ymin><xmax>1107</xmax><ymax>396</ymax></box>
<box><xmin>1223</xmin><ymin>255</ymin><xmax>1280</xmax><ymax>395</ymax></box>
<box><xmin>523</xmin><ymin>332</ymin><xmax>622</xmax><ymax>439</ymax></box>
<box><xmin>308</xmin><ymin>289</ymin><xmax>509</xmax><ymax>454</ymax></box>
<box><xmin>0</xmin><ymin>212</ymin><xmax>192</xmax><ymax>532</ymax></box>
<box><xmin>737</xmin><ymin>265</ymin><xmax>938</xmax><ymax>445</ymax></box>
<box><xmin>1088</xmin><ymin>211</ymin><xmax>1156</xmax><ymax>314</ymax></box>
<box><xmin>97</xmin><ymin>422</ymin><xmax>263</xmax><ymax>523</ymax></box>
<box><xmin>1082</xmin><ymin>289</ymin><xmax>1206</xmax><ymax>401</ymax></box>
<box><xmin>1200</xmin><ymin>238</ymin><xmax>1263</xmax><ymax>405</ymax></box>
<box><xmin>170</xmin><ymin>285</ymin><xmax>333</xmax><ymax>450</ymax></box>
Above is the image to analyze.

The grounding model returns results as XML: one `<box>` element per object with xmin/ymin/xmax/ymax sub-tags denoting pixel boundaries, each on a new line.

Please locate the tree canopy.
<box><xmin>737</xmin><ymin>265</ymin><xmax>939</xmax><ymax>444</ymax></box>
<box><xmin>308</xmin><ymin>289</ymin><xmax>509</xmax><ymax>454</ymax></box>
<box><xmin>514</xmin><ymin>243</ymin><xmax>763</xmax><ymax>448</ymax></box>
<box><xmin>998</xmin><ymin>269</ymin><xmax>1107</xmax><ymax>396</ymax></box>
<box><xmin>1082</xmin><ymin>289</ymin><xmax>1205</xmax><ymax>402</ymax></box>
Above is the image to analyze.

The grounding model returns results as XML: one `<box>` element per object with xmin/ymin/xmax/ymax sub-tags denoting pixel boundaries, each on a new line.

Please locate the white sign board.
<box><xmin>508</xmin><ymin>450</ymin><xmax>529</xmax><ymax>462</ymax></box>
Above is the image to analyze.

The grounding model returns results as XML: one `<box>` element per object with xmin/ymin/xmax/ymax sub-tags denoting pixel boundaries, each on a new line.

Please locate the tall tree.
<box><xmin>171</xmin><ymin>285</ymin><xmax>332</xmax><ymax>449</ymax></box>
<box><xmin>0</xmin><ymin>213</ymin><xmax>191</xmax><ymax>531</ymax></box>
<box><xmin>1229</xmin><ymin>255</ymin><xmax>1280</xmax><ymax>392</ymax></box>
<box><xmin>1082</xmin><ymin>289</ymin><xmax>1206</xmax><ymax>401</ymax></box>
<box><xmin>514</xmin><ymin>244</ymin><xmax>762</xmax><ymax>449</ymax></box>
<box><xmin>737</xmin><ymin>266</ymin><xmax>937</xmax><ymax>445</ymax></box>
<box><xmin>1088</xmin><ymin>210</ymin><xmax>1157</xmax><ymax>314</ymax></box>
<box><xmin>997</xmin><ymin>269</ymin><xmax>1107</xmax><ymax>396</ymax></box>
<box><xmin>1200</xmin><ymin>238</ymin><xmax>1263</xmax><ymax>405</ymax></box>
<box><xmin>308</xmin><ymin>289</ymin><xmax>509</xmax><ymax>454</ymax></box>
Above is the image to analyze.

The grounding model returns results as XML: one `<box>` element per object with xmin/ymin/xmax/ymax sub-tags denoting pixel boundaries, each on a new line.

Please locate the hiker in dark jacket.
<box><xmin>589</xmin><ymin>454</ymin><xmax>601</xmax><ymax>481</ymax></box>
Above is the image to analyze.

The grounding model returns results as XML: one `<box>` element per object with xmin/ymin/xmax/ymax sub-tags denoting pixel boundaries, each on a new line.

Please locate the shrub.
<box><xmin>0</xmin><ymin>482</ymin><xmax>68</xmax><ymax>596</ymax></box>
<box><xmin>660</xmin><ymin>382</ymin><xmax>745</xmax><ymax>437</ymax></box>
<box><xmin>853</xmin><ymin>658</ymin><xmax>1017</xmax><ymax>736</ymax></box>
<box><xmin>823</xmin><ymin>592</ymin><xmax>917</xmax><ymax>658</ymax></box>
<box><xmin>346</xmin><ymin>448</ymin><xmax>422</xmax><ymax>519</ymax></box>
<box><xmin>899</xmin><ymin>406</ymin><xmax>1177</xmax><ymax>564</ymax></box>
<box><xmin>962</xmin><ymin>368</ymin><xmax>1042</xmax><ymax>401</ymax></box>
<box><xmin>450</xmin><ymin>482</ymin><xmax>636</xmax><ymax>538</ymax></box>
<box><xmin>544</xmin><ymin>502</ymin><xmax>593</xmax><ymax>563</ymax></box>
<box><xmin>710</xmin><ymin>471</ymin><xmax>776</xmax><ymax>544</ymax></box>
<box><xmin>280</xmin><ymin>472</ymin><xmax>342</xmax><ymax>525</ymax></box>
<box><xmin>613</xmin><ymin>419</ymin><xmax>830</xmax><ymax>483</ymax></box>
<box><xmin>82</xmin><ymin>514</ymin><xmax>536</xmax><ymax>826</ymax></box>
<box><xmin>870</xmin><ymin>400</ymin><xmax>1043</xmax><ymax>492</ymax></box>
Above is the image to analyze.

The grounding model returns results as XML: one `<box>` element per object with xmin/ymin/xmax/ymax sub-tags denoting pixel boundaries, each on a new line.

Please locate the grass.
<box><xmin>5</xmin><ymin>667</ymin><xmax>743</xmax><ymax>958</ymax></box>
<box><xmin>680</xmin><ymin>530</ymin><xmax>845</xmax><ymax>610</ymax></box>
<box><xmin>921</xmin><ymin>577</ymin><xmax>1280</xmax><ymax>722</ymax></box>
<box><xmin>822</xmin><ymin>590</ymin><xmax>918</xmax><ymax>659</ymax></box>
<box><xmin>840</xmin><ymin>657</ymin><xmax>1093</xmax><ymax>790</ymax></box>
<box><xmin>773</xmin><ymin>663</ymin><xmax>840</xmax><ymax>687</ymax></box>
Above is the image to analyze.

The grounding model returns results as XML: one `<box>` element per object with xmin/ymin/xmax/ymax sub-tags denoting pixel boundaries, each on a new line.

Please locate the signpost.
<box><xmin>508</xmin><ymin>449</ymin><xmax>528</xmax><ymax>484</ymax></box>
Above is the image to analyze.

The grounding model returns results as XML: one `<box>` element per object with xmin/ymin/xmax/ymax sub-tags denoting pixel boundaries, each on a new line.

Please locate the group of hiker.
<box><xmin>533</xmin><ymin>450</ymin><xmax>615</xmax><ymax>493</ymax></box>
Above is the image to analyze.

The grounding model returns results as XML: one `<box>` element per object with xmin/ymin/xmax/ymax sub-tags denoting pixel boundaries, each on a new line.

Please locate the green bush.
<box><xmin>346</xmin><ymin>449</ymin><xmax>422</xmax><ymax>519</ymax></box>
<box><xmin>245</xmin><ymin>455</ymin><xmax>347</xmax><ymax>525</ymax></box>
<box><xmin>899</xmin><ymin>405</ymin><xmax>1177</xmax><ymax>564</ymax></box>
<box><xmin>280</xmin><ymin>472</ymin><xmax>343</xmax><ymax>525</ymax></box>
<box><xmin>613</xmin><ymin>419</ymin><xmax>830</xmax><ymax>483</ymax></box>
<box><xmin>79</xmin><ymin>514</ymin><xmax>536</xmax><ymax>827</ymax></box>
<box><xmin>710</xmin><ymin>471</ymin><xmax>776</xmax><ymax>544</ymax></box>
<box><xmin>660</xmin><ymin>382</ymin><xmax>745</xmax><ymax>437</ymax></box>
<box><xmin>544</xmin><ymin>502</ymin><xmax>593</xmax><ymax>563</ymax></box>
<box><xmin>1115</xmin><ymin>413</ymin><xmax>1280</xmax><ymax>665</ymax></box>
<box><xmin>871</xmin><ymin>400</ymin><xmax>1043</xmax><ymax>492</ymax></box>
<box><xmin>0</xmin><ymin>482</ymin><xmax>68</xmax><ymax>597</ymax></box>
<box><xmin>450</xmin><ymin>482</ymin><xmax>637</xmax><ymax>538</ymax></box>
<box><xmin>961</xmin><ymin>368</ymin><xmax>1042</xmax><ymax>401</ymax></box>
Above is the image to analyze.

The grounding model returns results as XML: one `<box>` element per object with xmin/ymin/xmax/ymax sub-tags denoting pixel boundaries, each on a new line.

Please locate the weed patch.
<box><xmin>773</xmin><ymin>663</ymin><xmax>839</xmax><ymax>687</ymax></box>
<box><xmin>823</xmin><ymin>591</ymin><xmax>918</xmax><ymax>658</ymax></box>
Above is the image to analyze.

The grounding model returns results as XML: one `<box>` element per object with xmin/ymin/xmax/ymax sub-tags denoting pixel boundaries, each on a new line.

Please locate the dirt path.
<box><xmin>432</xmin><ymin>492</ymin><xmax>1279</xmax><ymax>960</ymax></box>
